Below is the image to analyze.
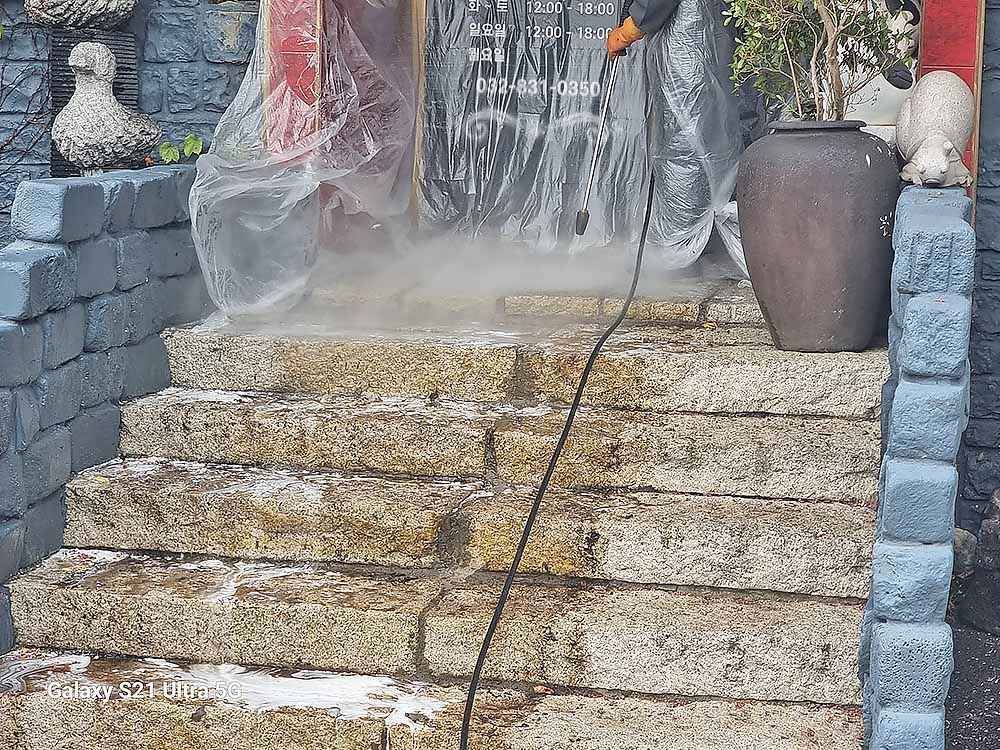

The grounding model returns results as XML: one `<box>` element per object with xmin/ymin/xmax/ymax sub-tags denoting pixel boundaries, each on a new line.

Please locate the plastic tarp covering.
<box><xmin>190</xmin><ymin>0</ymin><xmax>743</xmax><ymax>316</ymax></box>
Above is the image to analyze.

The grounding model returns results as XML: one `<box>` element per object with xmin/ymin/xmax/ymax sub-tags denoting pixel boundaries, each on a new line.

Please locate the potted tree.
<box><xmin>729</xmin><ymin>0</ymin><xmax>915</xmax><ymax>352</ymax></box>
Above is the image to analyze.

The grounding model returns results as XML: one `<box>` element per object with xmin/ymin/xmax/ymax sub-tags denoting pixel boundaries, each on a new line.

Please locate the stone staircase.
<box><xmin>0</xmin><ymin>281</ymin><xmax>889</xmax><ymax>749</ymax></box>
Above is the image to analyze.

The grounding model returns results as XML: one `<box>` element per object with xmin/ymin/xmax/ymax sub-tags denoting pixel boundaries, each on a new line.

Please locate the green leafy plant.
<box><xmin>725</xmin><ymin>0</ymin><xmax>915</xmax><ymax>121</ymax></box>
<box><xmin>158</xmin><ymin>133</ymin><xmax>204</xmax><ymax>164</ymax></box>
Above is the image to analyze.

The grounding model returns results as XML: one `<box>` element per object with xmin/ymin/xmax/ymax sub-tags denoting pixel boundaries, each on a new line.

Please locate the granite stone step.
<box><xmin>120</xmin><ymin>389</ymin><xmax>881</xmax><ymax>503</ymax></box>
<box><xmin>66</xmin><ymin>458</ymin><xmax>875</xmax><ymax>598</ymax></box>
<box><xmin>0</xmin><ymin>649</ymin><xmax>864</xmax><ymax>750</ymax></box>
<box><xmin>8</xmin><ymin>549</ymin><xmax>864</xmax><ymax>705</ymax></box>
<box><xmin>164</xmin><ymin>318</ymin><xmax>888</xmax><ymax>418</ymax></box>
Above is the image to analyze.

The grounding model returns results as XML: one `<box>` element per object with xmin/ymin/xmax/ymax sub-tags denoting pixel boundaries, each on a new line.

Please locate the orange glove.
<box><xmin>607</xmin><ymin>16</ymin><xmax>645</xmax><ymax>56</ymax></box>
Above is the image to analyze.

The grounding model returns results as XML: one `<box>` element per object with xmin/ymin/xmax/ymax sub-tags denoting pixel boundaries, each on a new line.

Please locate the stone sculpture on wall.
<box><xmin>896</xmin><ymin>70</ymin><xmax>976</xmax><ymax>188</ymax></box>
<box><xmin>51</xmin><ymin>43</ymin><xmax>161</xmax><ymax>174</ymax></box>
<box><xmin>25</xmin><ymin>0</ymin><xmax>137</xmax><ymax>30</ymax></box>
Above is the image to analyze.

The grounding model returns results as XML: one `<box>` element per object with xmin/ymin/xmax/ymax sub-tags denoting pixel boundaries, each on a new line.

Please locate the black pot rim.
<box><xmin>767</xmin><ymin>119</ymin><xmax>867</xmax><ymax>132</ymax></box>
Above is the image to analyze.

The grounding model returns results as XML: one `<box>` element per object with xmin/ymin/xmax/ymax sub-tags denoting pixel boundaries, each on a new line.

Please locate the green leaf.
<box><xmin>182</xmin><ymin>133</ymin><xmax>204</xmax><ymax>158</ymax></box>
<box><xmin>159</xmin><ymin>142</ymin><xmax>180</xmax><ymax>164</ymax></box>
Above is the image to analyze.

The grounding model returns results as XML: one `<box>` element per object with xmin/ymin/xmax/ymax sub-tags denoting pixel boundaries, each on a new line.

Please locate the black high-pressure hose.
<box><xmin>457</xmin><ymin>172</ymin><xmax>656</xmax><ymax>748</ymax></box>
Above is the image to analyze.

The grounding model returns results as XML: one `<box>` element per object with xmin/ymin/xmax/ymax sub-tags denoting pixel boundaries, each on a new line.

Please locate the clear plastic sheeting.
<box><xmin>190</xmin><ymin>0</ymin><xmax>744</xmax><ymax>317</ymax></box>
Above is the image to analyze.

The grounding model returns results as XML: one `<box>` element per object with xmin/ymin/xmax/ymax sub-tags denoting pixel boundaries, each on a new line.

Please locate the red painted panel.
<box><xmin>921</xmin><ymin>0</ymin><xmax>979</xmax><ymax>68</ymax></box>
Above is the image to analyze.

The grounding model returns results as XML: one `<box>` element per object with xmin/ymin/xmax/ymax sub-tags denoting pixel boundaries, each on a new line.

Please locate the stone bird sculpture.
<box><xmin>52</xmin><ymin>42</ymin><xmax>161</xmax><ymax>174</ymax></box>
<box><xmin>896</xmin><ymin>70</ymin><xmax>975</xmax><ymax>188</ymax></box>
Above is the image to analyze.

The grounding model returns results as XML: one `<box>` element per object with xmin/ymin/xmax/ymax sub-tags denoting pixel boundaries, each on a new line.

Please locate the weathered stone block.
<box><xmin>39</xmin><ymin>302</ymin><xmax>85</xmax><ymax>368</ymax></box>
<box><xmin>116</xmin><ymin>230</ymin><xmax>152</xmax><ymax>290</ymax></box>
<box><xmin>121</xmin><ymin>336</ymin><xmax>171</xmax><ymax>400</ymax></box>
<box><xmin>144</xmin><ymin>10</ymin><xmax>200</xmax><ymax>63</ymax></box>
<box><xmin>34</xmin><ymin>360</ymin><xmax>81</xmax><ymax>429</ymax></box>
<box><xmin>123</xmin><ymin>280</ymin><xmax>164</xmax><ymax>345</ymax></box>
<box><xmin>166</xmin><ymin>65</ymin><xmax>201</xmax><ymax>113</ymax></box>
<box><xmin>892</xmin><ymin>210</ymin><xmax>975</xmax><ymax>307</ymax></box>
<box><xmin>93</xmin><ymin>176</ymin><xmax>136</xmax><ymax>233</ymax></box>
<box><xmin>68</xmin><ymin>403</ymin><xmax>121</xmax><ymax>473</ymax></box>
<box><xmin>0</xmin><ymin>320</ymin><xmax>43</xmax><ymax>386</ymax></box>
<box><xmin>880</xmin><ymin>458</ymin><xmax>957</xmax><ymax>543</ymax></box>
<box><xmin>871</xmin><ymin>542</ymin><xmax>952</xmax><ymax>623</ymax></box>
<box><xmin>0</xmin><ymin>62</ymin><xmax>47</xmax><ymax>115</ymax></box>
<box><xmin>0</xmin><ymin>390</ymin><xmax>9</xmax><ymax>456</ymax></box>
<box><xmin>887</xmin><ymin>379</ymin><xmax>967</xmax><ymax>462</ymax></box>
<box><xmin>84</xmin><ymin>293</ymin><xmax>128</xmax><ymax>351</ymax></box>
<box><xmin>0</xmin><ymin>519</ymin><xmax>24</xmax><ymax>583</ymax></box>
<box><xmin>74</xmin><ymin>235</ymin><xmax>118</xmax><ymax>297</ymax></box>
<box><xmin>10</xmin><ymin>179</ymin><xmax>103</xmax><ymax>243</ymax></box>
<box><xmin>871</xmin><ymin>709</ymin><xmax>945</xmax><ymax>750</ymax></box>
<box><xmin>0</xmin><ymin>24</ymin><xmax>48</xmax><ymax>61</ymax></box>
<box><xmin>0</xmin><ymin>115</ymin><xmax>49</xmax><ymax>165</ymax></box>
<box><xmin>0</xmin><ymin>241</ymin><xmax>76</xmax><ymax>320</ymax></box>
<box><xmin>77</xmin><ymin>351</ymin><xmax>112</xmax><ymax>408</ymax></box>
<box><xmin>21</xmin><ymin>426</ymin><xmax>71</xmax><ymax>505</ymax></box>
<box><xmin>107</xmin><ymin>347</ymin><xmax>126</xmax><ymax>402</ymax></box>
<box><xmin>12</xmin><ymin>386</ymin><xmax>39</xmax><ymax>451</ymax></box>
<box><xmin>871</xmin><ymin>623</ymin><xmax>953</xmax><ymax>710</ymax></box>
<box><xmin>102</xmin><ymin>169</ymin><xmax>178</xmax><ymax>229</ymax></box>
<box><xmin>0</xmin><ymin>451</ymin><xmax>25</xmax><ymax>519</ymax></box>
<box><xmin>138</xmin><ymin>68</ymin><xmax>164</xmax><ymax>115</ymax></box>
<box><xmin>205</xmin><ymin>66</ymin><xmax>239</xmax><ymax>112</ymax></box>
<box><xmin>149</xmin><ymin>227</ymin><xmax>196</xmax><ymax>278</ymax></box>
<box><xmin>897</xmin><ymin>185</ymin><xmax>973</xmax><ymax>225</ymax></box>
<box><xmin>156</xmin><ymin>165</ymin><xmax>196</xmax><ymax>221</ymax></box>
<box><xmin>0</xmin><ymin>587</ymin><xmax>11</xmax><ymax>652</ymax></box>
<box><xmin>203</xmin><ymin>11</ymin><xmax>256</xmax><ymax>64</ymax></box>
<box><xmin>161</xmin><ymin>271</ymin><xmax>210</xmax><ymax>325</ymax></box>
<box><xmin>900</xmin><ymin>294</ymin><xmax>972</xmax><ymax>379</ymax></box>
<box><xmin>20</xmin><ymin>490</ymin><xmax>65</xmax><ymax>570</ymax></box>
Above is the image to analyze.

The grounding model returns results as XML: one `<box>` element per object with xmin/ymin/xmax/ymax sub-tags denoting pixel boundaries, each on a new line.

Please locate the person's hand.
<box><xmin>607</xmin><ymin>17</ymin><xmax>645</xmax><ymax>56</ymax></box>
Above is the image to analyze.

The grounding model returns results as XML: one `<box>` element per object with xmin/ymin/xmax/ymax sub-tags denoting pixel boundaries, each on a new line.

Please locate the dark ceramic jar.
<box><xmin>737</xmin><ymin>120</ymin><xmax>900</xmax><ymax>352</ymax></box>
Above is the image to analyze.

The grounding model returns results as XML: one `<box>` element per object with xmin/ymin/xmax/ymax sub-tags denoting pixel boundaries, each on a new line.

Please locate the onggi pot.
<box><xmin>737</xmin><ymin>121</ymin><xmax>900</xmax><ymax>352</ymax></box>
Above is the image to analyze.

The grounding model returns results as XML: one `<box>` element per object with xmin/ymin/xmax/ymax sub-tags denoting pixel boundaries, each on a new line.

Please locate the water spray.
<box><xmin>458</xmin><ymin>3</ymin><xmax>657</xmax><ymax>746</ymax></box>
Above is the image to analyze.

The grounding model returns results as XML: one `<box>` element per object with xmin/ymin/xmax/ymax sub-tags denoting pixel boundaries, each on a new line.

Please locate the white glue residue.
<box><xmin>0</xmin><ymin>653</ymin><xmax>92</xmax><ymax>693</ymax></box>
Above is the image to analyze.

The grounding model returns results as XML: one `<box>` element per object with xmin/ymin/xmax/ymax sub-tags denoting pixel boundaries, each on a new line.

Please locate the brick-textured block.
<box><xmin>10</xmin><ymin>178</ymin><xmax>103</xmax><ymax>243</ymax></box>
<box><xmin>880</xmin><ymin>458</ymin><xmax>958</xmax><ymax>543</ymax></box>
<box><xmin>871</xmin><ymin>623</ymin><xmax>953</xmax><ymax>710</ymax></box>
<box><xmin>93</xmin><ymin>176</ymin><xmax>136</xmax><ymax>233</ymax></box>
<box><xmin>896</xmin><ymin>186</ymin><xmax>973</xmax><ymax>225</ymax></box>
<box><xmin>34</xmin><ymin>360</ymin><xmax>81</xmax><ymax>429</ymax></box>
<box><xmin>12</xmin><ymin>386</ymin><xmax>39</xmax><ymax>452</ymax></box>
<box><xmin>888</xmin><ymin>379</ymin><xmax>967</xmax><ymax>461</ymax></box>
<box><xmin>901</xmin><ymin>294</ymin><xmax>972</xmax><ymax>379</ymax></box>
<box><xmin>0</xmin><ymin>451</ymin><xmax>25</xmax><ymax>519</ymax></box>
<box><xmin>20</xmin><ymin>490</ymin><xmax>65</xmax><ymax>570</ymax></box>
<box><xmin>116</xmin><ymin>230</ymin><xmax>152</xmax><ymax>290</ymax></box>
<box><xmin>68</xmin><ymin>403</ymin><xmax>121</xmax><ymax>473</ymax></box>
<box><xmin>121</xmin><ymin>335</ymin><xmax>171</xmax><ymax>400</ymax></box>
<box><xmin>84</xmin><ymin>293</ymin><xmax>128</xmax><ymax>351</ymax></box>
<box><xmin>39</xmin><ymin>302</ymin><xmax>85</xmax><ymax>368</ymax></box>
<box><xmin>149</xmin><ymin>226</ymin><xmax>196</xmax><ymax>278</ymax></box>
<box><xmin>104</xmin><ymin>169</ymin><xmax>178</xmax><ymax>228</ymax></box>
<box><xmin>0</xmin><ymin>320</ymin><xmax>42</xmax><ymax>386</ymax></box>
<box><xmin>0</xmin><ymin>241</ymin><xmax>76</xmax><ymax>320</ymax></box>
<box><xmin>871</xmin><ymin>710</ymin><xmax>945</xmax><ymax>750</ymax></box>
<box><xmin>871</xmin><ymin>542</ymin><xmax>952</xmax><ymax>623</ymax></box>
<box><xmin>144</xmin><ymin>9</ymin><xmax>199</xmax><ymax>63</ymax></box>
<box><xmin>77</xmin><ymin>351</ymin><xmax>112</xmax><ymax>408</ymax></box>
<box><xmin>74</xmin><ymin>235</ymin><xmax>118</xmax><ymax>297</ymax></box>
<box><xmin>21</xmin><ymin>426</ymin><xmax>71</xmax><ymax>505</ymax></box>
<box><xmin>0</xmin><ymin>519</ymin><xmax>24</xmax><ymax>583</ymax></box>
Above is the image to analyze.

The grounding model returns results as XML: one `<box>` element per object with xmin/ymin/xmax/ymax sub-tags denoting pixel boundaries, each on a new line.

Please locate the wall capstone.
<box><xmin>0</xmin><ymin>164</ymin><xmax>212</xmax><ymax>653</ymax></box>
<box><xmin>862</xmin><ymin>186</ymin><xmax>974</xmax><ymax>750</ymax></box>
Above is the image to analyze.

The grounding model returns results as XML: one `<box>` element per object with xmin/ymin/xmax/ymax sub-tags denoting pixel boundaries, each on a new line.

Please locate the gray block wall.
<box><xmin>0</xmin><ymin>165</ymin><xmax>211</xmax><ymax>652</ymax></box>
<box><xmin>862</xmin><ymin>186</ymin><xmax>975</xmax><ymax>750</ymax></box>
<box><xmin>965</xmin><ymin>3</ymin><xmax>1000</xmax><ymax>530</ymax></box>
<box><xmin>128</xmin><ymin>0</ymin><xmax>256</xmax><ymax>150</ymax></box>
<box><xmin>0</xmin><ymin>0</ymin><xmax>51</xmax><ymax>235</ymax></box>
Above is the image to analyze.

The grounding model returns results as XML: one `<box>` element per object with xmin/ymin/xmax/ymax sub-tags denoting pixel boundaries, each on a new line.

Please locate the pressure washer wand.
<box><xmin>575</xmin><ymin>1</ymin><xmax>633</xmax><ymax>236</ymax></box>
